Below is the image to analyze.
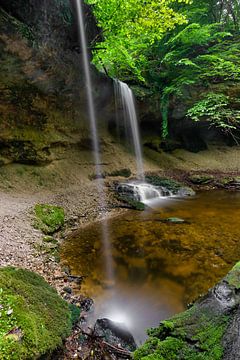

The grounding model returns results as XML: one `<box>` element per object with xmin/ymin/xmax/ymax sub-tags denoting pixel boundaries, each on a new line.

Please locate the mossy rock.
<box><xmin>34</xmin><ymin>204</ymin><xmax>65</xmax><ymax>234</ymax></box>
<box><xmin>189</xmin><ymin>174</ymin><xmax>215</xmax><ymax>185</ymax></box>
<box><xmin>116</xmin><ymin>195</ymin><xmax>145</xmax><ymax>211</ymax></box>
<box><xmin>42</xmin><ymin>235</ymin><xmax>57</xmax><ymax>244</ymax></box>
<box><xmin>218</xmin><ymin>177</ymin><xmax>240</xmax><ymax>187</ymax></box>
<box><xmin>0</xmin><ymin>267</ymin><xmax>72</xmax><ymax>359</ymax></box>
<box><xmin>145</xmin><ymin>175</ymin><xmax>183</xmax><ymax>192</ymax></box>
<box><xmin>134</xmin><ymin>262</ymin><xmax>240</xmax><ymax>360</ymax></box>
<box><xmin>107</xmin><ymin>168</ymin><xmax>132</xmax><ymax>178</ymax></box>
<box><xmin>146</xmin><ymin>175</ymin><xmax>195</xmax><ymax>196</ymax></box>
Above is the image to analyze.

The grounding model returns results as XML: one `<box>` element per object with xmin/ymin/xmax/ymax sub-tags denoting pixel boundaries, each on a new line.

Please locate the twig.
<box><xmin>102</xmin><ymin>341</ymin><xmax>132</xmax><ymax>357</ymax></box>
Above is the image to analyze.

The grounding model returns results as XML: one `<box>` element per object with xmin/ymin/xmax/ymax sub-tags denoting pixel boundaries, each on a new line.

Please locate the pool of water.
<box><xmin>61</xmin><ymin>190</ymin><xmax>240</xmax><ymax>343</ymax></box>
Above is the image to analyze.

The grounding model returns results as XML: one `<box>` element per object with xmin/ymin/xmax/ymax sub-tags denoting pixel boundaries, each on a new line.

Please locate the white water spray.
<box><xmin>114</xmin><ymin>80</ymin><xmax>145</xmax><ymax>180</ymax></box>
<box><xmin>75</xmin><ymin>0</ymin><xmax>113</xmax><ymax>282</ymax></box>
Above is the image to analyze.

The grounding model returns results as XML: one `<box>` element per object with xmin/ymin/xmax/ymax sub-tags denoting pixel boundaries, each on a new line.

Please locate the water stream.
<box><xmin>61</xmin><ymin>191</ymin><xmax>240</xmax><ymax>343</ymax></box>
<box><xmin>75</xmin><ymin>0</ymin><xmax>113</xmax><ymax>282</ymax></box>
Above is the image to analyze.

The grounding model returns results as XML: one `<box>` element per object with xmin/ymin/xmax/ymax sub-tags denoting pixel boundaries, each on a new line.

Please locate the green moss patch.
<box><xmin>225</xmin><ymin>261</ymin><xmax>240</xmax><ymax>289</ymax></box>
<box><xmin>134</xmin><ymin>308</ymin><xmax>229</xmax><ymax>360</ymax></box>
<box><xmin>145</xmin><ymin>175</ymin><xmax>183</xmax><ymax>192</ymax></box>
<box><xmin>116</xmin><ymin>195</ymin><xmax>145</xmax><ymax>211</ymax></box>
<box><xmin>0</xmin><ymin>267</ymin><xmax>72</xmax><ymax>359</ymax></box>
<box><xmin>189</xmin><ymin>174</ymin><xmax>215</xmax><ymax>185</ymax></box>
<box><xmin>34</xmin><ymin>204</ymin><xmax>65</xmax><ymax>234</ymax></box>
<box><xmin>107</xmin><ymin>168</ymin><xmax>132</xmax><ymax>178</ymax></box>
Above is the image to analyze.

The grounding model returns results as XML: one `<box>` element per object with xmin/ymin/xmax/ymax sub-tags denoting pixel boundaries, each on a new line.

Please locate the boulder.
<box><xmin>94</xmin><ymin>318</ymin><xmax>137</xmax><ymax>352</ymax></box>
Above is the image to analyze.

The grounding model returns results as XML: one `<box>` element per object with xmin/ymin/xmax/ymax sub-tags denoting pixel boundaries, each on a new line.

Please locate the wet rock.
<box><xmin>63</xmin><ymin>286</ymin><xmax>72</xmax><ymax>295</ymax></box>
<box><xmin>145</xmin><ymin>175</ymin><xmax>195</xmax><ymax>196</ymax></box>
<box><xmin>94</xmin><ymin>318</ymin><xmax>137</xmax><ymax>352</ymax></box>
<box><xmin>176</xmin><ymin>186</ymin><xmax>196</xmax><ymax>197</ymax></box>
<box><xmin>80</xmin><ymin>298</ymin><xmax>94</xmax><ymax>312</ymax></box>
<box><xmin>67</xmin><ymin>275</ymin><xmax>83</xmax><ymax>285</ymax></box>
<box><xmin>218</xmin><ymin>177</ymin><xmax>240</xmax><ymax>189</ymax></box>
<box><xmin>116</xmin><ymin>182</ymin><xmax>171</xmax><ymax>202</ymax></box>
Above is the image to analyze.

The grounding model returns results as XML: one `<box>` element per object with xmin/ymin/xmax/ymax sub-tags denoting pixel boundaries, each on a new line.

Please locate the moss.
<box><xmin>116</xmin><ymin>195</ymin><xmax>145</xmax><ymax>211</ymax></box>
<box><xmin>134</xmin><ymin>301</ymin><xmax>229</xmax><ymax>360</ymax></box>
<box><xmin>107</xmin><ymin>168</ymin><xmax>132</xmax><ymax>178</ymax></box>
<box><xmin>68</xmin><ymin>303</ymin><xmax>81</xmax><ymax>326</ymax></box>
<box><xmin>189</xmin><ymin>174</ymin><xmax>215</xmax><ymax>185</ymax></box>
<box><xmin>42</xmin><ymin>235</ymin><xmax>57</xmax><ymax>244</ymax></box>
<box><xmin>0</xmin><ymin>267</ymin><xmax>72</xmax><ymax>359</ymax></box>
<box><xmin>218</xmin><ymin>177</ymin><xmax>233</xmax><ymax>186</ymax></box>
<box><xmin>34</xmin><ymin>204</ymin><xmax>65</xmax><ymax>234</ymax></box>
<box><xmin>225</xmin><ymin>261</ymin><xmax>240</xmax><ymax>289</ymax></box>
<box><xmin>145</xmin><ymin>175</ymin><xmax>183</xmax><ymax>192</ymax></box>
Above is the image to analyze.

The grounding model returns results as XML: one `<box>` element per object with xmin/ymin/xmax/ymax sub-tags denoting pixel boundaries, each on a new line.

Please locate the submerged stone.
<box><xmin>165</xmin><ymin>217</ymin><xmax>186</xmax><ymax>223</ymax></box>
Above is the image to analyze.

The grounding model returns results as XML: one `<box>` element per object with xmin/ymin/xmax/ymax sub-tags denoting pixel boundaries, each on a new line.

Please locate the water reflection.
<box><xmin>61</xmin><ymin>191</ymin><xmax>240</xmax><ymax>342</ymax></box>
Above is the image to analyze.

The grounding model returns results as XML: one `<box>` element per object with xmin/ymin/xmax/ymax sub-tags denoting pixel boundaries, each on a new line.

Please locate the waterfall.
<box><xmin>75</xmin><ymin>0</ymin><xmax>114</xmax><ymax>282</ymax></box>
<box><xmin>117</xmin><ymin>182</ymin><xmax>173</xmax><ymax>204</ymax></box>
<box><xmin>114</xmin><ymin>80</ymin><xmax>145</xmax><ymax>180</ymax></box>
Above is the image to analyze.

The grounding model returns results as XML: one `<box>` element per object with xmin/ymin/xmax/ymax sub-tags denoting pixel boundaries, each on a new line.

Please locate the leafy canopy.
<box><xmin>86</xmin><ymin>0</ymin><xmax>192</xmax><ymax>81</ymax></box>
<box><xmin>86</xmin><ymin>0</ymin><xmax>240</xmax><ymax>138</ymax></box>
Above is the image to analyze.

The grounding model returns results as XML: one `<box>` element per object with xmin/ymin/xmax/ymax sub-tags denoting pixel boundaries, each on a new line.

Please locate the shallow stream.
<box><xmin>61</xmin><ymin>191</ymin><xmax>240</xmax><ymax>343</ymax></box>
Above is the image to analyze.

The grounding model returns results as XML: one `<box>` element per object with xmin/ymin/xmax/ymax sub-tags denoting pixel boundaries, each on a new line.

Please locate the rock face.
<box><xmin>94</xmin><ymin>318</ymin><xmax>137</xmax><ymax>352</ymax></box>
<box><xmin>134</xmin><ymin>262</ymin><xmax>240</xmax><ymax>360</ymax></box>
<box><xmin>0</xmin><ymin>1</ymin><xmax>114</xmax><ymax>166</ymax></box>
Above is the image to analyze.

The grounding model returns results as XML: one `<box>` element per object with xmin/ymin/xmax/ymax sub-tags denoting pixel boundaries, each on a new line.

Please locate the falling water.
<box><xmin>114</xmin><ymin>80</ymin><xmax>145</xmax><ymax>180</ymax></box>
<box><xmin>75</xmin><ymin>0</ymin><xmax>114</xmax><ymax>282</ymax></box>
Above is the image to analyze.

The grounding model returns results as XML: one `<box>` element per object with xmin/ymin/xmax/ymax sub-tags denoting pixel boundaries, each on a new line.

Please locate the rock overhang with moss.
<box><xmin>0</xmin><ymin>267</ymin><xmax>74</xmax><ymax>360</ymax></box>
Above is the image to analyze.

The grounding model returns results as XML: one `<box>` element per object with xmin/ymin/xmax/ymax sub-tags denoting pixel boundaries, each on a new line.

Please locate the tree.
<box><xmin>86</xmin><ymin>0</ymin><xmax>192</xmax><ymax>82</ymax></box>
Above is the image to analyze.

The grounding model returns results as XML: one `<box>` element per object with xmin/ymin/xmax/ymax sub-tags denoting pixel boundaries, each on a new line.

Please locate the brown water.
<box><xmin>61</xmin><ymin>191</ymin><xmax>240</xmax><ymax>343</ymax></box>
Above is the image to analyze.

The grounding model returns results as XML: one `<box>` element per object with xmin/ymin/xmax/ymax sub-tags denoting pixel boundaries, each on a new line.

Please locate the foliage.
<box><xmin>34</xmin><ymin>204</ymin><xmax>65</xmax><ymax>234</ymax></box>
<box><xmin>187</xmin><ymin>92</ymin><xmax>240</xmax><ymax>136</ymax></box>
<box><xmin>87</xmin><ymin>0</ymin><xmax>240</xmax><ymax>138</ymax></box>
<box><xmin>0</xmin><ymin>267</ymin><xmax>72</xmax><ymax>359</ymax></box>
<box><xmin>86</xmin><ymin>0</ymin><xmax>192</xmax><ymax>82</ymax></box>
